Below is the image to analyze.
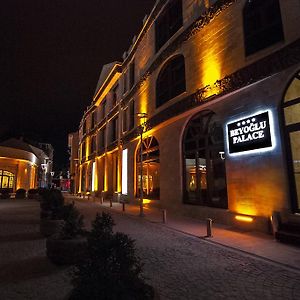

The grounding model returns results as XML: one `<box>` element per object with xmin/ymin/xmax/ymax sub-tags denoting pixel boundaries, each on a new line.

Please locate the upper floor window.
<box><xmin>155</xmin><ymin>0</ymin><xmax>183</xmax><ymax>52</ymax></box>
<box><xmin>110</xmin><ymin>117</ymin><xmax>119</xmax><ymax>143</ymax></box>
<box><xmin>129</xmin><ymin>61</ymin><xmax>135</xmax><ymax>89</ymax></box>
<box><xmin>83</xmin><ymin>120</ymin><xmax>87</xmax><ymax>135</ymax></box>
<box><xmin>101</xmin><ymin>99</ymin><xmax>106</xmax><ymax>119</ymax></box>
<box><xmin>112</xmin><ymin>84</ymin><xmax>118</xmax><ymax>107</ymax></box>
<box><xmin>243</xmin><ymin>0</ymin><xmax>284</xmax><ymax>56</ymax></box>
<box><xmin>129</xmin><ymin>100</ymin><xmax>135</xmax><ymax>130</ymax></box>
<box><xmin>91</xmin><ymin>111</ymin><xmax>96</xmax><ymax>128</ymax></box>
<box><xmin>122</xmin><ymin>107</ymin><xmax>128</xmax><ymax>133</ymax></box>
<box><xmin>156</xmin><ymin>55</ymin><xmax>186</xmax><ymax>108</ymax></box>
<box><xmin>98</xmin><ymin>127</ymin><xmax>106</xmax><ymax>150</ymax></box>
<box><xmin>91</xmin><ymin>135</ymin><xmax>96</xmax><ymax>154</ymax></box>
<box><xmin>123</xmin><ymin>71</ymin><xmax>128</xmax><ymax>94</ymax></box>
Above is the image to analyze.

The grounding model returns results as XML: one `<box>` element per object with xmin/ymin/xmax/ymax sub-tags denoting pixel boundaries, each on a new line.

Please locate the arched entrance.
<box><xmin>0</xmin><ymin>170</ymin><xmax>15</xmax><ymax>192</ymax></box>
<box><xmin>183</xmin><ymin>110</ymin><xmax>228</xmax><ymax>208</ymax></box>
<box><xmin>283</xmin><ymin>70</ymin><xmax>300</xmax><ymax>212</ymax></box>
<box><xmin>136</xmin><ymin>136</ymin><xmax>160</xmax><ymax>200</ymax></box>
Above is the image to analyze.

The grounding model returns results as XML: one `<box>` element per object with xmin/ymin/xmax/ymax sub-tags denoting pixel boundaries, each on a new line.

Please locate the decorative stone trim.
<box><xmin>123</xmin><ymin>37</ymin><xmax>300</xmax><ymax>143</ymax></box>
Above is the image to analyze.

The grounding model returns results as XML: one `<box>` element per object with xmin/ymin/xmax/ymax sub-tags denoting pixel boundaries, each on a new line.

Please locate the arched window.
<box><xmin>156</xmin><ymin>55</ymin><xmax>186</xmax><ymax>108</ymax></box>
<box><xmin>0</xmin><ymin>170</ymin><xmax>15</xmax><ymax>191</ymax></box>
<box><xmin>183</xmin><ymin>111</ymin><xmax>228</xmax><ymax>208</ymax></box>
<box><xmin>283</xmin><ymin>71</ymin><xmax>300</xmax><ymax>213</ymax></box>
<box><xmin>136</xmin><ymin>136</ymin><xmax>160</xmax><ymax>200</ymax></box>
<box><xmin>243</xmin><ymin>0</ymin><xmax>284</xmax><ymax>56</ymax></box>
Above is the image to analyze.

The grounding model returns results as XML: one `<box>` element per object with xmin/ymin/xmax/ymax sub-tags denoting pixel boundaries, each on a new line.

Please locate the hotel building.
<box><xmin>71</xmin><ymin>0</ymin><xmax>300</xmax><ymax>233</ymax></box>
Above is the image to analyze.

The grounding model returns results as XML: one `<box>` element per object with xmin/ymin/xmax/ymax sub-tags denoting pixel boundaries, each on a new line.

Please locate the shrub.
<box><xmin>0</xmin><ymin>188</ymin><xmax>10</xmax><ymax>199</ymax></box>
<box><xmin>28</xmin><ymin>188</ymin><xmax>39</xmax><ymax>199</ymax></box>
<box><xmin>15</xmin><ymin>188</ymin><xmax>26</xmax><ymax>199</ymax></box>
<box><xmin>70</xmin><ymin>212</ymin><xmax>154</xmax><ymax>300</ymax></box>
<box><xmin>58</xmin><ymin>202</ymin><xmax>85</xmax><ymax>239</ymax></box>
<box><xmin>40</xmin><ymin>189</ymin><xmax>65</xmax><ymax>220</ymax></box>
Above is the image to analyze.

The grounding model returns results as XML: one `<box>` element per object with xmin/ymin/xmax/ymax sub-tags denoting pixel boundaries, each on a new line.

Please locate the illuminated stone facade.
<box><xmin>72</xmin><ymin>0</ymin><xmax>300</xmax><ymax>232</ymax></box>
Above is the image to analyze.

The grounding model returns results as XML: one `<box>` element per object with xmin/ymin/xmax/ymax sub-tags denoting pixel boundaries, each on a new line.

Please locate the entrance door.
<box><xmin>283</xmin><ymin>71</ymin><xmax>300</xmax><ymax>212</ymax></box>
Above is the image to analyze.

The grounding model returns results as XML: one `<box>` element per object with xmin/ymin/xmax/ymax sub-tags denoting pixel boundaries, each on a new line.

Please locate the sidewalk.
<box><xmin>66</xmin><ymin>194</ymin><xmax>300</xmax><ymax>272</ymax></box>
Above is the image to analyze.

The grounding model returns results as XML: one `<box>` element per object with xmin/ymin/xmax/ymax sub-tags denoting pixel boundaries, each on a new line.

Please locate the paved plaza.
<box><xmin>0</xmin><ymin>198</ymin><xmax>300</xmax><ymax>299</ymax></box>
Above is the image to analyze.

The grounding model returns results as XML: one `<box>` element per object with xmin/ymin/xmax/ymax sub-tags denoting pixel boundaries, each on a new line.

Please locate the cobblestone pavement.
<box><xmin>1</xmin><ymin>198</ymin><xmax>300</xmax><ymax>300</ymax></box>
<box><xmin>0</xmin><ymin>199</ymin><xmax>72</xmax><ymax>300</ymax></box>
<box><xmin>73</xmin><ymin>200</ymin><xmax>300</xmax><ymax>300</ymax></box>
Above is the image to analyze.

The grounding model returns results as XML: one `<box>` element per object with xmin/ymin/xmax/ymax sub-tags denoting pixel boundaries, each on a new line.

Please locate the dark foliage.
<box><xmin>70</xmin><ymin>212</ymin><xmax>154</xmax><ymax>300</ymax></box>
<box><xmin>15</xmin><ymin>188</ymin><xmax>26</xmax><ymax>199</ymax></box>
<box><xmin>28</xmin><ymin>188</ymin><xmax>39</xmax><ymax>199</ymax></box>
<box><xmin>40</xmin><ymin>189</ymin><xmax>65</xmax><ymax>220</ymax></box>
<box><xmin>0</xmin><ymin>188</ymin><xmax>10</xmax><ymax>199</ymax></box>
<box><xmin>59</xmin><ymin>202</ymin><xmax>85</xmax><ymax>240</ymax></box>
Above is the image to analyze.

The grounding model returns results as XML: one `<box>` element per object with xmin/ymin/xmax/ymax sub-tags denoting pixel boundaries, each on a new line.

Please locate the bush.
<box><xmin>40</xmin><ymin>189</ymin><xmax>65</xmax><ymax>220</ymax></box>
<box><xmin>15</xmin><ymin>188</ymin><xmax>26</xmax><ymax>199</ymax></box>
<box><xmin>0</xmin><ymin>188</ymin><xmax>10</xmax><ymax>199</ymax></box>
<box><xmin>28</xmin><ymin>188</ymin><xmax>39</xmax><ymax>199</ymax></box>
<box><xmin>59</xmin><ymin>202</ymin><xmax>85</xmax><ymax>239</ymax></box>
<box><xmin>70</xmin><ymin>212</ymin><xmax>154</xmax><ymax>300</ymax></box>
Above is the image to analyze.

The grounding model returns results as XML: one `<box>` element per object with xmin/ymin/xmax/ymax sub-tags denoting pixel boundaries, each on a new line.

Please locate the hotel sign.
<box><xmin>227</xmin><ymin>111</ymin><xmax>272</xmax><ymax>154</ymax></box>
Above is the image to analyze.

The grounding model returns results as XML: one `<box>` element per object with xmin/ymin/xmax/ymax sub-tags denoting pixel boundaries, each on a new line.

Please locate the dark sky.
<box><xmin>0</xmin><ymin>0</ymin><xmax>155</xmax><ymax>171</ymax></box>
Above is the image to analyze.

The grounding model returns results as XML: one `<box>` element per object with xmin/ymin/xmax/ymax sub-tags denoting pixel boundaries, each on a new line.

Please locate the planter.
<box><xmin>40</xmin><ymin>219</ymin><xmax>64</xmax><ymax>237</ymax></box>
<box><xmin>46</xmin><ymin>236</ymin><xmax>87</xmax><ymax>265</ymax></box>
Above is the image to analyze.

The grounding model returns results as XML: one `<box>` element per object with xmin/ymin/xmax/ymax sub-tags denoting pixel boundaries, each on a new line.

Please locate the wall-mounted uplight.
<box><xmin>235</xmin><ymin>215</ymin><xmax>254</xmax><ymax>223</ymax></box>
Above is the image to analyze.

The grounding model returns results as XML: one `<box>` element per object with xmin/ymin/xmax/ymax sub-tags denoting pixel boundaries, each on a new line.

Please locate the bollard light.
<box><xmin>206</xmin><ymin>218</ymin><xmax>213</xmax><ymax>237</ymax></box>
<box><xmin>162</xmin><ymin>209</ymin><xmax>167</xmax><ymax>224</ymax></box>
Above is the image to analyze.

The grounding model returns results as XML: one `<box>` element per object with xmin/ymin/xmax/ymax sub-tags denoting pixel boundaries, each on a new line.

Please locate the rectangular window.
<box><xmin>129</xmin><ymin>100</ymin><xmax>135</xmax><ymax>130</ymax></box>
<box><xmin>123</xmin><ymin>107</ymin><xmax>128</xmax><ymax>133</ymax></box>
<box><xmin>102</xmin><ymin>99</ymin><xmax>106</xmax><ymax>119</ymax></box>
<box><xmin>83</xmin><ymin>120</ymin><xmax>87</xmax><ymax>135</ymax></box>
<box><xmin>111</xmin><ymin>117</ymin><xmax>118</xmax><ymax>142</ymax></box>
<box><xmin>99</xmin><ymin>127</ymin><xmax>106</xmax><ymax>149</ymax></box>
<box><xmin>91</xmin><ymin>111</ymin><xmax>96</xmax><ymax>128</ymax></box>
<box><xmin>112</xmin><ymin>84</ymin><xmax>118</xmax><ymax>107</ymax></box>
<box><xmin>155</xmin><ymin>0</ymin><xmax>183</xmax><ymax>52</ymax></box>
<box><xmin>129</xmin><ymin>61</ymin><xmax>135</xmax><ymax>89</ymax></box>
<box><xmin>123</xmin><ymin>72</ymin><xmax>127</xmax><ymax>94</ymax></box>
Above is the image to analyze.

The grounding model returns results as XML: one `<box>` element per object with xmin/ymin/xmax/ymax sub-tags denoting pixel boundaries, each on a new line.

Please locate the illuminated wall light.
<box><xmin>79</xmin><ymin>166</ymin><xmax>82</xmax><ymax>193</ymax></box>
<box><xmin>235</xmin><ymin>215</ymin><xmax>254</xmax><ymax>223</ymax></box>
<box><xmin>143</xmin><ymin>199</ymin><xmax>152</xmax><ymax>204</ymax></box>
<box><xmin>122</xmin><ymin>149</ymin><xmax>128</xmax><ymax>195</ymax></box>
<box><xmin>92</xmin><ymin>161</ymin><xmax>96</xmax><ymax>192</ymax></box>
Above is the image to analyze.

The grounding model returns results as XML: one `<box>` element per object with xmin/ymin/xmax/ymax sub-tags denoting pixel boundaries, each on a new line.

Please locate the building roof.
<box><xmin>93</xmin><ymin>61</ymin><xmax>119</xmax><ymax>97</ymax></box>
<box><xmin>0</xmin><ymin>138</ymin><xmax>49</xmax><ymax>160</ymax></box>
<box><xmin>0</xmin><ymin>138</ymin><xmax>33</xmax><ymax>153</ymax></box>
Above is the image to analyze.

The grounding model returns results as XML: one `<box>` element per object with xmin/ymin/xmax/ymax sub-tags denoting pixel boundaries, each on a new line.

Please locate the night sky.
<box><xmin>0</xmin><ymin>0</ymin><xmax>155</xmax><ymax>171</ymax></box>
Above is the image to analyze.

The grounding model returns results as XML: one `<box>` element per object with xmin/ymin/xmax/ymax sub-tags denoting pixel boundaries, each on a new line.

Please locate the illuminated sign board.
<box><xmin>227</xmin><ymin>111</ymin><xmax>273</xmax><ymax>154</ymax></box>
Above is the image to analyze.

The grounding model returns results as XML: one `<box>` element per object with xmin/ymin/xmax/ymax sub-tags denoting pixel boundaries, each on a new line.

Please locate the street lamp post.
<box><xmin>137</xmin><ymin>113</ymin><xmax>147</xmax><ymax>217</ymax></box>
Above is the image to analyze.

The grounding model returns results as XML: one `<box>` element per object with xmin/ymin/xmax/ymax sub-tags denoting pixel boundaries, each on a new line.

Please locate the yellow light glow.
<box><xmin>143</xmin><ymin>199</ymin><xmax>152</xmax><ymax>204</ymax></box>
<box><xmin>85</xmin><ymin>136</ymin><xmax>90</xmax><ymax>158</ymax></box>
<box><xmin>0</xmin><ymin>156</ymin><xmax>37</xmax><ymax>166</ymax></box>
<box><xmin>235</xmin><ymin>215</ymin><xmax>254</xmax><ymax>223</ymax></box>
<box><xmin>202</xmin><ymin>54</ymin><xmax>221</xmax><ymax>98</ymax></box>
<box><xmin>138</xmin><ymin>82</ymin><xmax>149</xmax><ymax>125</ymax></box>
